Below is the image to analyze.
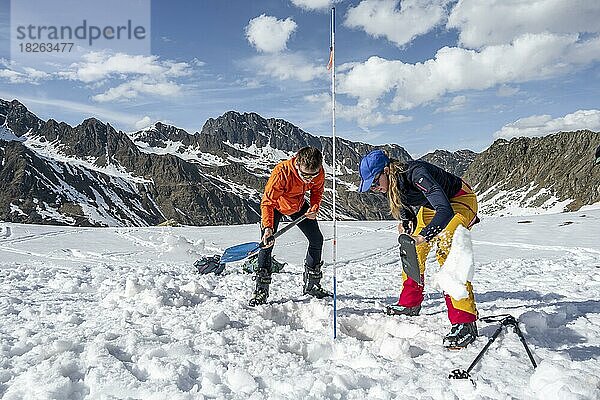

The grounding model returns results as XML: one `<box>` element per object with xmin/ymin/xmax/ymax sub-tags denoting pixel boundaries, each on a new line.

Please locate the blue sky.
<box><xmin>1</xmin><ymin>0</ymin><xmax>599</xmax><ymax>156</ymax></box>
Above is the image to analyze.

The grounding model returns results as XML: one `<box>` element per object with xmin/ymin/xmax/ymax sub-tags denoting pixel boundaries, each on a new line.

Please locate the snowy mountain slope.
<box><xmin>464</xmin><ymin>130</ymin><xmax>600</xmax><ymax>216</ymax></box>
<box><xmin>0</xmin><ymin>101</ymin><xmax>268</xmax><ymax>226</ymax></box>
<box><xmin>0</xmin><ymin>139</ymin><xmax>162</xmax><ymax>226</ymax></box>
<box><xmin>1</xmin><ymin>210</ymin><xmax>599</xmax><ymax>399</ymax></box>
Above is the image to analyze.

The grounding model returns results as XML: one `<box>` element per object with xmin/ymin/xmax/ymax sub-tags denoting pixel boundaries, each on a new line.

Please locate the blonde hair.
<box><xmin>386</xmin><ymin>158</ymin><xmax>409</xmax><ymax>219</ymax></box>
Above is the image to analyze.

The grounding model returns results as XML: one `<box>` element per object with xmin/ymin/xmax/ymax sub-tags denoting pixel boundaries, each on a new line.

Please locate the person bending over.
<box><xmin>358</xmin><ymin>149</ymin><xmax>479</xmax><ymax>349</ymax></box>
<box><xmin>249</xmin><ymin>146</ymin><xmax>332</xmax><ymax>306</ymax></box>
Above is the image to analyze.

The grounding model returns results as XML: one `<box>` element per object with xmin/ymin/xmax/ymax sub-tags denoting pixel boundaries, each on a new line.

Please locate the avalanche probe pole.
<box><xmin>330</xmin><ymin>6</ymin><xmax>337</xmax><ymax>340</ymax></box>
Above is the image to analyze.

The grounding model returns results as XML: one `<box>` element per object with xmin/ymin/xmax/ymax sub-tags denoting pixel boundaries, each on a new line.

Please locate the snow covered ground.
<box><xmin>1</xmin><ymin>210</ymin><xmax>599</xmax><ymax>399</ymax></box>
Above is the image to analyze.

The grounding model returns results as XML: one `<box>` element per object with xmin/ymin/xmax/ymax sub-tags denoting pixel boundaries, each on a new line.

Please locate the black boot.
<box><xmin>303</xmin><ymin>262</ymin><xmax>332</xmax><ymax>299</ymax></box>
<box><xmin>443</xmin><ymin>321</ymin><xmax>478</xmax><ymax>349</ymax></box>
<box><xmin>249</xmin><ymin>270</ymin><xmax>271</xmax><ymax>306</ymax></box>
<box><xmin>385</xmin><ymin>304</ymin><xmax>421</xmax><ymax>316</ymax></box>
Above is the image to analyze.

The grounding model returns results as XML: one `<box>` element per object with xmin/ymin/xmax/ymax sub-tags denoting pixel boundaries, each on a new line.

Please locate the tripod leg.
<box><xmin>513</xmin><ymin>325</ymin><xmax>537</xmax><ymax>369</ymax></box>
<box><xmin>466</xmin><ymin>324</ymin><xmax>505</xmax><ymax>374</ymax></box>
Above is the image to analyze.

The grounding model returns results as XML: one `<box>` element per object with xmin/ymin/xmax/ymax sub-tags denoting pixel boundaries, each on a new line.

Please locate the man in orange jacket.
<box><xmin>249</xmin><ymin>146</ymin><xmax>332</xmax><ymax>306</ymax></box>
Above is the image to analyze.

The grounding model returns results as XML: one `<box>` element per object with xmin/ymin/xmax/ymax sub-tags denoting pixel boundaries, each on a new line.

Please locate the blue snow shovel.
<box><xmin>220</xmin><ymin>214</ymin><xmax>307</xmax><ymax>263</ymax></box>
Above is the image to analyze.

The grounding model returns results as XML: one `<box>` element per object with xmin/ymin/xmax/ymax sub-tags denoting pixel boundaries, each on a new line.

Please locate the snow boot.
<box><xmin>303</xmin><ymin>262</ymin><xmax>332</xmax><ymax>299</ymax></box>
<box><xmin>248</xmin><ymin>270</ymin><xmax>271</xmax><ymax>306</ymax></box>
<box><xmin>443</xmin><ymin>322</ymin><xmax>478</xmax><ymax>349</ymax></box>
<box><xmin>385</xmin><ymin>304</ymin><xmax>421</xmax><ymax>316</ymax></box>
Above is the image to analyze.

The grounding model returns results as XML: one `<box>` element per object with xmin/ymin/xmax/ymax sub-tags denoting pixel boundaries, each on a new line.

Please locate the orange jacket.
<box><xmin>260</xmin><ymin>157</ymin><xmax>325</xmax><ymax>228</ymax></box>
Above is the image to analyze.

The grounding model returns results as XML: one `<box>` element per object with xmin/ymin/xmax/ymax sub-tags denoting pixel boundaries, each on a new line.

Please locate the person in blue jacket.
<box><xmin>358</xmin><ymin>149</ymin><xmax>480</xmax><ymax>349</ymax></box>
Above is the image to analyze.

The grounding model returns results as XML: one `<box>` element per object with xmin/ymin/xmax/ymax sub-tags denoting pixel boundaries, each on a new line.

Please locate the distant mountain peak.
<box><xmin>419</xmin><ymin>148</ymin><xmax>476</xmax><ymax>177</ymax></box>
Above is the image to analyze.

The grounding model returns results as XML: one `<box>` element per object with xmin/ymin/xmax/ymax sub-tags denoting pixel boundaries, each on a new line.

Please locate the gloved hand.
<box><xmin>261</xmin><ymin>227</ymin><xmax>274</xmax><ymax>248</ymax></box>
<box><xmin>398</xmin><ymin>219</ymin><xmax>413</xmax><ymax>234</ymax></box>
<box><xmin>305</xmin><ymin>205</ymin><xmax>318</xmax><ymax>220</ymax></box>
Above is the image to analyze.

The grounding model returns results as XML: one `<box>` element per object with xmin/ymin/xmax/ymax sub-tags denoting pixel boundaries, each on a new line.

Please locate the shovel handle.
<box><xmin>261</xmin><ymin>214</ymin><xmax>307</xmax><ymax>247</ymax></box>
<box><xmin>273</xmin><ymin>214</ymin><xmax>307</xmax><ymax>239</ymax></box>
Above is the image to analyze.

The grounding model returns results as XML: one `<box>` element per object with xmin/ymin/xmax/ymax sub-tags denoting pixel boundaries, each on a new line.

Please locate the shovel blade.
<box><xmin>398</xmin><ymin>234</ymin><xmax>422</xmax><ymax>285</ymax></box>
<box><xmin>221</xmin><ymin>242</ymin><xmax>261</xmax><ymax>263</ymax></box>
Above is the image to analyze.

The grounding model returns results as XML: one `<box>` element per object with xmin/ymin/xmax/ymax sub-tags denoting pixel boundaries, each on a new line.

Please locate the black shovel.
<box><xmin>398</xmin><ymin>233</ymin><xmax>422</xmax><ymax>285</ymax></box>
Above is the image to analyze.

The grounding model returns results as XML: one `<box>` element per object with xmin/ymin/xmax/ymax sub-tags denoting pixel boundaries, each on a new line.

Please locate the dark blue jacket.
<box><xmin>397</xmin><ymin>160</ymin><xmax>462</xmax><ymax>241</ymax></box>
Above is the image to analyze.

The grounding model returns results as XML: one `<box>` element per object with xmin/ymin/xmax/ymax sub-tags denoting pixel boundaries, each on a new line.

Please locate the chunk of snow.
<box><xmin>225</xmin><ymin>366</ymin><xmax>258</xmax><ymax>394</ymax></box>
<box><xmin>432</xmin><ymin>225</ymin><xmax>474</xmax><ymax>300</ymax></box>
<box><xmin>206</xmin><ymin>311</ymin><xmax>230</xmax><ymax>331</ymax></box>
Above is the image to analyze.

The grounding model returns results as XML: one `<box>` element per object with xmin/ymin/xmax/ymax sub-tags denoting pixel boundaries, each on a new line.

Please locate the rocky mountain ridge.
<box><xmin>2</xmin><ymin>98</ymin><xmax>598</xmax><ymax>226</ymax></box>
<box><xmin>463</xmin><ymin>130</ymin><xmax>600</xmax><ymax>215</ymax></box>
<box><xmin>420</xmin><ymin>149</ymin><xmax>476</xmax><ymax>177</ymax></box>
<box><xmin>0</xmin><ymin>99</ymin><xmax>412</xmax><ymax>226</ymax></box>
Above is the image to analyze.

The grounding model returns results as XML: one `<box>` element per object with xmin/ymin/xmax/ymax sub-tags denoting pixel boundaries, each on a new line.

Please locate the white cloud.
<box><xmin>496</xmin><ymin>85</ymin><xmax>520</xmax><ymax>97</ymax></box>
<box><xmin>251</xmin><ymin>53</ymin><xmax>324</xmax><ymax>82</ymax></box>
<box><xmin>0</xmin><ymin>68</ymin><xmax>28</xmax><ymax>84</ymax></box>
<box><xmin>338</xmin><ymin>57</ymin><xmax>402</xmax><ymax>100</ymax></box>
<box><xmin>22</xmin><ymin>67</ymin><xmax>51</xmax><ymax>80</ymax></box>
<box><xmin>1</xmin><ymin>53</ymin><xmax>194</xmax><ymax>103</ymax></box>
<box><xmin>448</xmin><ymin>0</ymin><xmax>600</xmax><ymax>48</ymax></box>
<box><xmin>191</xmin><ymin>58</ymin><xmax>206</xmax><ymax>67</ymax></box>
<box><xmin>434</xmin><ymin>95</ymin><xmax>466</xmax><ymax>113</ymax></box>
<box><xmin>305</xmin><ymin>92</ymin><xmax>412</xmax><ymax>128</ymax></box>
<box><xmin>338</xmin><ymin>102</ymin><xmax>412</xmax><ymax>128</ymax></box>
<box><xmin>344</xmin><ymin>0</ymin><xmax>448</xmax><ymax>47</ymax></box>
<box><xmin>245</xmin><ymin>15</ymin><xmax>297</xmax><ymax>53</ymax></box>
<box><xmin>0</xmin><ymin>61</ymin><xmax>50</xmax><ymax>84</ymax></box>
<box><xmin>291</xmin><ymin>0</ymin><xmax>334</xmax><ymax>11</ymax></box>
<box><xmin>337</xmin><ymin>33</ymin><xmax>600</xmax><ymax>110</ymax></box>
<box><xmin>134</xmin><ymin>116</ymin><xmax>153</xmax><ymax>130</ymax></box>
<box><xmin>494</xmin><ymin>109</ymin><xmax>600</xmax><ymax>139</ymax></box>
<box><xmin>52</xmin><ymin>52</ymin><xmax>193</xmax><ymax>102</ymax></box>
<box><xmin>60</xmin><ymin>52</ymin><xmax>191</xmax><ymax>83</ymax></box>
<box><xmin>92</xmin><ymin>78</ymin><xmax>182</xmax><ymax>102</ymax></box>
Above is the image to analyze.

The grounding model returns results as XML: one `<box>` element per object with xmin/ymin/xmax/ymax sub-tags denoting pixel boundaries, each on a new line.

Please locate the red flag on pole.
<box><xmin>327</xmin><ymin>46</ymin><xmax>334</xmax><ymax>70</ymax></box>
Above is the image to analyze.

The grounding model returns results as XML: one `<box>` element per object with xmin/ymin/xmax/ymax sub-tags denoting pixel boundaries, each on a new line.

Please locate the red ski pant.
<box><xmin>398</xmin><ymin>181</ymin><xmax>478</xmax><ymax>324</ymax></box>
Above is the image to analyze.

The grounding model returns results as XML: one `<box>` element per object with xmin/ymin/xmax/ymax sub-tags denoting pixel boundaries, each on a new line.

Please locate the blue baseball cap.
<box><xmin>358</xmin><ymin>149</ymin><xmax>389</xmax><ymax>192</ymax></box>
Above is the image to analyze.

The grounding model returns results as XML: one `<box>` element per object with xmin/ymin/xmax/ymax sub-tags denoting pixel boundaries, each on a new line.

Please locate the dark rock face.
<box><xmin>463</xmin><ymin>130</ymin><xmax>600</xmax><ymax>213</ymax></box>
<box><xmin>0</xmin><ymin>139</ymin><xmax>162</xmax><ymax>226</ymax></box>
<box><xmin>200</xmin><ymin>112</ymin><xmax>412</xmax><ymax>167</ymax></box>
<box><xmin>2</xmin><ymin>99</ymin><xmax>41</xmax><ymax>136</ymax></box>
<box><xmin>419</xmin><ymin>149</ymin><xmax>477</xmax><ymax>177</ymax></box>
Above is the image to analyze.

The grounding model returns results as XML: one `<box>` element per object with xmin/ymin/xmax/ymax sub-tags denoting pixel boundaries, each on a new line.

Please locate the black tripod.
<box><xmin>449</xmin><ymin>314</ymin><xmax>537</xmax><ymax>380</ymax></box>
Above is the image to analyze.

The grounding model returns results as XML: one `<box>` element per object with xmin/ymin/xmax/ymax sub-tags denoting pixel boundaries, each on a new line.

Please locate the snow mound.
<box><xmin>157</xmin><ymin>233</ymin><xmax>205</xmax><ymax>262</ymax></box>
<box><xmin>529</xmin><ymin>360</ymin><xmax>600</xmax><ymax>399</ymax></box>
<box><xmin>205</xmin><ymin>311</ymin><xmax>231</xmax><ymax>331</ymax></box>
<box><xmin>225</xmin><ymin>366</ymin><xmax>258</xmax><ymax>394</ymax></box>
